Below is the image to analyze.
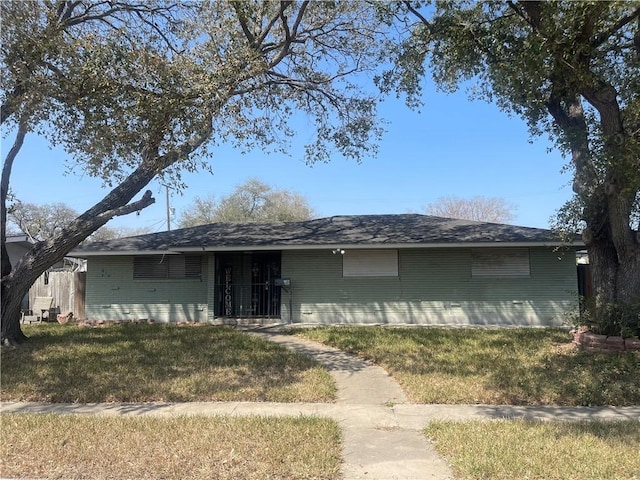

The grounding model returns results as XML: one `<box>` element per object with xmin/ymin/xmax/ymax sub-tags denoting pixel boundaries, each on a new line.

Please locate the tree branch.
<box><xmin>232</xmin><ymin>1</ymin><xmax>257</xmax><ymax>47</ymax></box>
<box><xmin>255</xmin><ymin>1</ymin><xmax>294</xmax><ymax>47</ymax></box>
<box><xmin>402</xmin><ymin>0</ymin><xmax>432</xmax><ymax>29</ymax></box>
<box><xmin>0</xmin><ymin>86</ymin><xmax>25</xmax><ymax>127</ymax></box>
<box><xmin>157</xmin><ymin>113</ymin><xmax>214</xmax><ymax>169</ymax></box>
<box><xmin>545</xmin><ymin>93</ymin><xmax>599</xmax><ymax>197</ymax></box>
<box><xmin>592</xmin><ymin>5</ymin><xmax>640</xmax><ymax>49</ymax></box>
<box><xmin>1</xmin><ymin>120</ymin><xmax>28</xmax><ymax>277</ymax></box>
<box><xmin>94</xmin><ymin>190</ymin><xmax>155</xmax><ymax>222</ymax></box>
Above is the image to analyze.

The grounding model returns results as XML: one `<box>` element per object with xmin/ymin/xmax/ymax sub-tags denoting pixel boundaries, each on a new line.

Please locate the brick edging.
<box><xmin>572</xmin><ymin>329</ymin><xmax>640</xmax><ymax>352</ymax></box>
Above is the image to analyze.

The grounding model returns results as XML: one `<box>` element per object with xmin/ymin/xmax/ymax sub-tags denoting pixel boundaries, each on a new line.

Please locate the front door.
<box><xmin>215</xmin><ymin>252</ymin><xmax>282</xmax><ymax>318</ymax></box>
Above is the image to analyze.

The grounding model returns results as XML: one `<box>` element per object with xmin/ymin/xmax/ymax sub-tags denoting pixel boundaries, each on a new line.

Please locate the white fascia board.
<box><xmin>6</xmin><ymin>235</ymin><xmax>33</xmax><ymax>244</ymax></box>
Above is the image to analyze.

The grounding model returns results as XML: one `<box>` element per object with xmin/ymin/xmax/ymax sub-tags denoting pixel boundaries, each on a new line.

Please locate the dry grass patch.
<box><xmin>294</xmin><ymin>327</ymin><xmax>640</xmax><ymax>405</ymax></box>
<box><xmin>425</xmin><ymin>419</ymin><xmax>640</xmax><ymax>480</ymax></box>
<box><xmin>1</xmin><ymin>413</ymin><xmax>341</xmax><ymax>480</ymax></box>
<box><xmin>1</xmin><ymin>323</ymin><xmax>335</xmax><ymax>403</ymax></box>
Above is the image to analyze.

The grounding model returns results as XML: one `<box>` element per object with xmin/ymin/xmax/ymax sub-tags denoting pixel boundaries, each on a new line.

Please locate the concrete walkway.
<box><xmin>249</xmin><ymin>330</ymin><xmax>454</xmax><ymax>479</ymax></box>
<box><xmin>2</xmin><ymin>330</ymin><xmax>639</xmax><ymax>480</ymax></box>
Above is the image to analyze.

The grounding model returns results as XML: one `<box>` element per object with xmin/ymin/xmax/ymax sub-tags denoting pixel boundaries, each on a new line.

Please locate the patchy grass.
<box><xmin>294</xmin><ymin>327</ymin><xmax>640</xmax><ymax>405</ymax></box>
<box><xmin>1</xmin><ymin>323</ymin><xmax>335</xmax><ymax>403</ymax></box>
<box><xmin>424</xmin><ymin>419</ymin><xmax>640</xmax><ymax>480</ymax></box>
<box><xmin>1</xmin><ymin>413</ymin><xmax>342</xmax><ymax>480</ymax></box>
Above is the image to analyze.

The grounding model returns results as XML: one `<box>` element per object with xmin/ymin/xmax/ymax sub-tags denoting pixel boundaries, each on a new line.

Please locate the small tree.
<box><xmin>424</xmin><ymin>196</ymin><xmax>515</xmax><ymax>224</ymax></box>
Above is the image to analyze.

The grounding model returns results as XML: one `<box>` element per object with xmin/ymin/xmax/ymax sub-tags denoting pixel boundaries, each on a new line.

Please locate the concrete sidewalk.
<box><xmin>2</xmin><ymin>330</ymin><xmax>639</xmax><ymax>480</ymax></box>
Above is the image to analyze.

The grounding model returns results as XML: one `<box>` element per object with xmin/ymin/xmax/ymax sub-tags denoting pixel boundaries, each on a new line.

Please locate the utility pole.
<box><xmin>165</xmin><ymin>185</ymin><xmax>171</xmax><ymax>231</ymax></box>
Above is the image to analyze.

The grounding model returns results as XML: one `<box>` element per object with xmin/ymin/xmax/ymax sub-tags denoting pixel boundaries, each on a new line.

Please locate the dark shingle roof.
<box><xmin>72</xmin><ymin>214</ymin><xmax>575</xmax><ymax>256</ymax></box>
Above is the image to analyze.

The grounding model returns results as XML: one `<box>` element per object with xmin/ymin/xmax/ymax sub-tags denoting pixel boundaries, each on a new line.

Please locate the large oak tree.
<box><xmin>1</xmin><ymin>0</ymin><xmax>386</xmax><ymax>344</ymax></box>
<box><xmin>382</xmin><ymin>1</ymin><xmax>640</xmax><ymax>329</ymax></box>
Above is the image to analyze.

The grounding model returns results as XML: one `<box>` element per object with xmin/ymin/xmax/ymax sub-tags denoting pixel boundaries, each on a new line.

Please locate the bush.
<box><xmin>573</xmin><ymin>300</ymin><xmax>640</xmax><ymax>338</ymax></box>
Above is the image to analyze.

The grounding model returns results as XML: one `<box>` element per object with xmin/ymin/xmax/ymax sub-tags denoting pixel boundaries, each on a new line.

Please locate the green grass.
<box><xmin>424</xmin><ymin>419</ymin><xmax>640</xmax><ymax>480</ymax></box>
<box><xmin>294</xmin><ymin>326</ymin><xmax>640</xmax><ymax>406</ymax></box>
<box><xmin>1</xmin><ymin>413</ymin><xmax>342</xmax><ymax>480</ymax></box>
<box><xmin>1</xmin><ymin>323</ymin><xmax>335</xmax><ymax>403</ymax></box>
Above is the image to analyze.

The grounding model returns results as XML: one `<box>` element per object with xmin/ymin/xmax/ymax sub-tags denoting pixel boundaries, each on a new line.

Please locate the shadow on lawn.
<box><xmin>482</xmin><ymin>339</ymin><xmax>640</xmax><ymax>406</ymax></box>
<box><xmin>1</xmin><ymin>323</ymin><xmax>329</xmax><ymax>403</ymax></box>
<box><xmin>393</xmin><ymin>328</ymin><xmax>640</xmax><ymax>406</ymax></box>
<box><xmin>296</xmin><ymin>326</ymin><xmax>640</xmax><ymax>406</ymax></box>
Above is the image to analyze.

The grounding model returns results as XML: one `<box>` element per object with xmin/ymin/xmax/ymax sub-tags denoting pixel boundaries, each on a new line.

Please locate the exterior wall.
<box><xmin>6</xmin><ymin>242</ymin><xmax>30</xmax><ymax>268</ymax></box>
<box><xmin>85</xmin><ymin>246</ymin><xmax>578</xmax><ymax>326</ymax></box>
<box><xmin>281</xmin><ymin>247</ymin><xmax>577</xmax><ymax>326</ymax></box>
<box><xmin>85</xmin><ymin>256</ymin><xmax>209</xmax><ymax>322</ymax></box>
<box><xmin>206</xmin><ymin>254</ymin><xmax>216</xmax><ymax>322</ymax></box>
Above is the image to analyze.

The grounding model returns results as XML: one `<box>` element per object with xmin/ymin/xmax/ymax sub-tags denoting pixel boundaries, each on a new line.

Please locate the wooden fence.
<box><xmin>29</xmin><ymin>271</ymin><xmax>86</xmax><ymax>319</ymax></box>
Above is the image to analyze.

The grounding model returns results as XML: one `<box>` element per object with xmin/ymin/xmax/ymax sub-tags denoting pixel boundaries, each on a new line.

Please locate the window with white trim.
<box><xmin>471</xmin><ymin>248</ymin><xmax>530</xmax><ymax>277</ymax></box>
<box><xmin>343</xmin><ymin>249</ymin><xmax>398</xmax><ymax>277</ymax></box>
<box><xmin>133</xmin><ymin>255</ymin><xmax>202</xmax><ymax>280</ymax></box>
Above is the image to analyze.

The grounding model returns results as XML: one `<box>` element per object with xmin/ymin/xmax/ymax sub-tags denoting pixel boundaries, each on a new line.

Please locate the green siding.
<box><xmin>85</xmin><ymin>256</ymin><xmax>209</xmax><ymax>322</ymax></box>
<box><xmin>85</xmin><ymin>247</ymin><xmax>578</xmax><ymax>326</ymax></box>
<box><xmin>281</xmin><ymin>248</ymin><xmax>577</xmax><ymax>326</ymax></box>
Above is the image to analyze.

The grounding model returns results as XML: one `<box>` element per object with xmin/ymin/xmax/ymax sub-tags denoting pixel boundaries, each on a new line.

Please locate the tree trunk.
<box><xmin>1</xmin><ymin>266</ymin><xmax>38</xmax><ymax>345</ymax></box>
<box><xmin>1</xmin><ymin>122</ymin><xmax>27</xmax><ymax>278</ymax></box>
<box><xmin>547</xmin><ymin>86</ymin><xmax>640</xmax><ymax>331</ymax></box>
<box><xmin>0</xmin><ymin>162</ymin><xmax>157</xmax><ymax>344</ymax></box>
<box><xmin>1</xmin><ymin>111</ymin><xmax>212</xmax><ymax>345</ymax></box>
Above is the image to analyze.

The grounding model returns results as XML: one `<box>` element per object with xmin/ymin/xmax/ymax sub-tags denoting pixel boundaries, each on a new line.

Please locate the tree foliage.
<box><xmin>383</xmin><ymin>1</ymin><xmax>640</xmax><ymax>320</ymax></box>
<box><xmin>424</xmin><ymin>195</ymin><xmax>515</xmax><ymax>223</ymax></box>
<box><xmin>1</xmin><ymin>0</ymin><xmax>388</xmax><ymax>343</ymax></box>
<box><xmin>7</xmin><ymin>202</ymin><xmax>77</xmax><ymax>241</ymax></box>
<box><xmin>179</xmin><ymin>179</ymin><xmax>315</xmax><ymax>227</ymax></box>
<box><xmin>7</xmin><ymin>201</ymin><xmax>150</xmax><ymax>242</ymax></box>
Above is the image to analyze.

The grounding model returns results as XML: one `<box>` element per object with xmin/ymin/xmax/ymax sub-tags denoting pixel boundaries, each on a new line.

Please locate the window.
<box><xmin>343</xmin><ymin>249</ymin><xmax>398</xmax><ymax>277</ymax></box>
<box><xmin>471</xmin><ymin>248</ymin><xmax>530</xmax><ymax>277</ymax></box>
<box><xmin>134</xmin><ymin>255</ymin><xmax>202</xmax><ymax>280</ymax></box>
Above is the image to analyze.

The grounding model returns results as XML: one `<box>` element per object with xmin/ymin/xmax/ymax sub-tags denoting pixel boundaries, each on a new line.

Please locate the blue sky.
<box><xmin>4</xmin><ymin>79</ymin><xmax>573</xmax><ymax>232</ymax></box>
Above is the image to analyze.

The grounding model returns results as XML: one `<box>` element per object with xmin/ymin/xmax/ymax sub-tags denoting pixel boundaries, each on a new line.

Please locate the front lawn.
<box><xmin>1</xmin><ymin>323</ymin><xmax>335</xmax><ymax>403</ymax></box>
<box><xmin>1</xmin><ymin>413</ymin><xmax>342</xmax><ymax>480</ymax></box>
<box><xmin>425</xmin><ymin>419</ymin><xmax>640</xmax><ymax>480</ymax></box>
<box><xmin>294</xmin><ymin>327</ymin><xmax>640</xmax><ymax>405</ymax></box>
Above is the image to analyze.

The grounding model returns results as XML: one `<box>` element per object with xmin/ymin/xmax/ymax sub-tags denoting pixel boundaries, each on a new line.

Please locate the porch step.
<box><xmin>218</xmin><ymin>317</ymin><xmax>283</xmax><ymax>327</ymax></box>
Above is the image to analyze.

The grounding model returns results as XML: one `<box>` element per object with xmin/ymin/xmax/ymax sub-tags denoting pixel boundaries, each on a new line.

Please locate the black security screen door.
<box><xmin>215</xmin><ymin>252</ymin><xmax>282</xmax><ymax>318</ymax></box>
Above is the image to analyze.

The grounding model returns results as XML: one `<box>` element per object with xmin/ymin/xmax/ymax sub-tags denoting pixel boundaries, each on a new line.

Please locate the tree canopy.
<box><xmin>383</xmin><ymin>1</ymin><xmax>640</xmax><ymax>326</ymax></box>
<box><xmin>179</xmin><ymin>179</ymin><xmax>315</xmax><ymax>227</ymax></box>
<box><xmin>1</xmin><ymin>0</ymin><xmax>388</xmax><ymax>343</ymax></box>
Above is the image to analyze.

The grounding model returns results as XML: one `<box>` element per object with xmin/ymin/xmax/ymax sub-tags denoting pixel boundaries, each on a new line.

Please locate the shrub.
<box><xmin>571</xmin><ymin>300</ymin><xmax>640</xmax><ymax>338</ymax></box>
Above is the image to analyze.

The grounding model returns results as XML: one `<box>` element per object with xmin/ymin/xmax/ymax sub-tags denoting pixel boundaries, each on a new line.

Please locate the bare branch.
<box><xmin>94</xmin><ymin>190</ymin><xmax>155</xmax><ymax>221</ymax></box>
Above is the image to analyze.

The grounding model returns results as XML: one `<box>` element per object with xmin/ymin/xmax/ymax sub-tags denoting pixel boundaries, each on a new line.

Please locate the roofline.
<box><xmin>71</xmin><ymin>240</ymin><xmax>583</xmax><ymax>257</ymax></box>
<box><xmin>71</xmin><ymin>250</ymin><xmax>183</xmax><ymax>257</ymax></box>
<box><xmin>6</xmin><ymin>235</ymin><xmax>34</xmax><ymax>244</ymax></box>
